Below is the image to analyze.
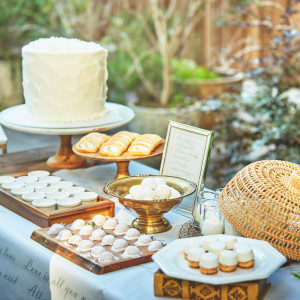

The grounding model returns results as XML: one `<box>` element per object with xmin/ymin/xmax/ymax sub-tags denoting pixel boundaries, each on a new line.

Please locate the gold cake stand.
<box><xmin>73</xmin><ymin>141</ymin><xmax>165</xmax><ymax>179</ymax></box>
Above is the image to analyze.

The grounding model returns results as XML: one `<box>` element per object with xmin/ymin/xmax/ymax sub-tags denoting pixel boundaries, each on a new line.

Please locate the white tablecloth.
<box><xmin>0</xmin><ymin>162</ymin><xmax>299</xmax><ymax>300</ymax></box>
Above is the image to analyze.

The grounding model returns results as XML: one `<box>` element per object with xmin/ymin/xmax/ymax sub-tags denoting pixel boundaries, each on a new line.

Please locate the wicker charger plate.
<box><xmin>219</xmin><ymin>160</ymin><xmax>300</xmax><ymax>260</ymax></box>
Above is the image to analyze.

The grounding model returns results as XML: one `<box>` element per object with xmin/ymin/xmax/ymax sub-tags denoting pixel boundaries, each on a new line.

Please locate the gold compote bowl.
<box><xmin>104</xmin><ymin>175</ymin><xmax>196</xmax><ymax>234</ymax></box>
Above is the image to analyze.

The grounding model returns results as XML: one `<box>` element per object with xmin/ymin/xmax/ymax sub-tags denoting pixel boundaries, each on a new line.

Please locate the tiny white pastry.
<box><xmin>92</xmin><ymin>214</ymin><xmax>106</xmax><ymax>227</ymax></box>
<box><xmin>22</xmin><ymin>192</ymin><xmax>45</xmax><ymax>202</ymax></box>
<box><xmin>11</xmin><ymin>187</ymin><xmax>34</xmax><ymax>196</ymax></box>
<box><xmin>90</xmin><ymin>229</ymin><xmax>106</xmax><ymax>241</ymax></box>
<box><xmin>16</xmin><ymin>176</ymin><xmax>38</xmax><ymax>184</ymax></box>
<box><xmin>136</xmin><ymin>234</ymin><xmax>152</xmax><ymax>246</ymax></box>
<box><xmin>114</xmin><ymin>223</ymin><xmax>130</xmax><ymax>235</ymax></box>
<box><xmin>51</xmin><ymin>181</ymin><xmax>74</xmax><ymax>190</ymax></box>
<box><xmin>141</xmin><ymin>177</ymin><xmax>157</xmax><ymax>190</ymax></box>
<box><xmin>32</xmin><ymin>198</ymin><xmax>56</xmax><ymax>211</ymax></box>
<box><xmin>68</xmin><ymin>235</ymin><xmax>83</xmax><ymax>246</ymax></box>
<box><xmin>187</xmin><ymin>247</ymin><xmax>205</xmax><ymax>262</ymax></box>
<box><xmin>36</xmin><ymin>186</ymin><xmax>59</xmax><ymax>194</ymax></box>
<box><xmin>183</xmin><ymin>239</ymin><xmax>203</xmax><ymax>258</ymax></box>
<box><xmin>129</xmin><ymin>185</ymin><xmax>142</xmax><ymax>199</ymax></box>
<box><xmin>0</xmin><ymin>176</ymin><xmax>15</xmax><ymax>184</ymax></box>
<box><xmin>124</xmin><ymin>228</ymin><xmax>141</xmax><ymax>240</ymax></box>
<box><xmin>200</xmin><ymin>252</ymin><xmax>219</xmax><ymax>269</ymax></box>
<box><xmin>75</xmin><ymin>192</ymin><xmax>98</xmax><ymax>202</ymax></box>
<box><xmin>39</xmin><ymin>176</ymin><xmax>61</xmax><ymax>185</ymax></box>
<box><xmin>47</xmin><ymin>191</ymin><xmax>70</xmax><ymax>200</ymax></box>
<box><xmin>98</xmin><ymin>251</ymin><xmax>114</xmax><ymax>264</ymax></box>
<box><xmin>79</xmin><ymin>225</ymin><xmax>94</xmax><ymax>236</ymax></box>
<box><xmin>111</xmin><ymin>238</ymin><xmax>128</xmax><ymax>252</ymax></box>
<box><xmin>28</xmin><ymin>170</ymin><xmax>50</xmax><ymax>178</ymax></box>
<box><xmin>70</xmin><ymin>219</ymin><xmax>86</xmax><ymax>230</ymax></box>
<box><xmin>90</xmin><ymin>246</ymin><xmax>106</xmax><ymax>258</ymax></box>
<box><xmin>57</xmin><ymin>197</ymin><xmax>81</xmax><ymax>208</ymax></box>
<box><xmin>26</xmin><ymin>181</ymin><xmax>47</xmax><ymax>190</ymax></box>
<box><xmin>77</xmin><ymin>240</ymin><xmax>94</xmax><ymax>252</ymax></box>
<box><xmin>155</xmin><ymin>184</ymin><xmax>171</xmax><ymax>199</ymax></box>
<box><xmin>103</xmin><ymin>218</ymin><xmax>118</xmax><ymax>230</ymax></box>
<box><xmin>101</xmin><ymin>234</ymin><xmax>116</xmax><ymax>246</ymax></box>
<box><xmin>148</xmin><ymin>240</ymin><xmax>163</xmax><ymax>252</ymax></box>
<box><xmin>2</xmin><ymin>181</ymin><xmax>25</xmax><ymax>190</ymax></box>
<box><xmin>233</xmin><ymin>242</ymin><xmax>250</xmax><ymax>251</ymax></box>
<box><xmin>138</xmin><ymin>187</ymin><xmax>155</xmax><ymax>200</ymax></box>
<box><xmin>48</xmin><ymin>223</ymin><xmax>65</xmax><ymax>235</ymax></box>
<box><xmin>57</xmin><ymin>229</ymin><xmax>72</xmax><ymax>241</ymax></box>
<box><xmin>219</xmin><ymin>250</ymin><xmax>238</xmax><ymax>266</ymax></box>
<box><xmin>236</xmin><ymin>246</ymin><xmax>254</xmax><ymax>262</ymax></box>
<box><xmin>123</xmin><ymin>246</ymin><xmax>140</xmax><ymax>258</ymax></box>
<box><xmin>63</xmin><ymin>186</ymin><xmax>85</xmax><ymax>195</ymax></box>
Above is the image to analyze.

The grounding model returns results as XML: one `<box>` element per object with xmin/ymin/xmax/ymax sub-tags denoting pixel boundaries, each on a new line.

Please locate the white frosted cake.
<box><xmin>22</xmin><ymin>37</ymin><xmax>108</xmax><ymax>122</ymax></box>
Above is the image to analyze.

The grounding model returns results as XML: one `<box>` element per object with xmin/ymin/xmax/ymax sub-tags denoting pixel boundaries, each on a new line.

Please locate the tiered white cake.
<box><xmin>22</xmin><ymin>37</ymin><xmax>108</xmax><ymax>123</ymax></box>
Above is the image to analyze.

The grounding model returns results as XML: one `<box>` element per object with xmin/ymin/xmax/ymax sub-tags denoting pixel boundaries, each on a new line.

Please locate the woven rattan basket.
<box><xmin>219</xmin><ymin>160</ymin><xmax>300</xmax><ymax>260</ymax></box>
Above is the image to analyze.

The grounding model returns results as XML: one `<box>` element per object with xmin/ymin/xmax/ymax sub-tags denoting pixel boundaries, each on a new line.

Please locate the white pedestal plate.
<box><xmin>0</xmin><ymin>102</ymin><xmax>134</xmax><ymax>169</ymax></box>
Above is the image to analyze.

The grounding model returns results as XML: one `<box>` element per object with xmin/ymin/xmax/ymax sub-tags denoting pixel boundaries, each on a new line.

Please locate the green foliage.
<box><xmin>172</xmin><ymin>59</ymin><xmax>219</xmax><ymax>81</ymax></box>
<box><xmin>0</xmin><ymin>0</ymin><xmax>64</xmax><ymax>60</ymax></box>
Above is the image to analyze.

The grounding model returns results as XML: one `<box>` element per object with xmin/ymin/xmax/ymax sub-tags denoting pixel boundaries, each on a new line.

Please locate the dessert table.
<box><xmin>0</xmin><ymin>131</ymin><xmax>299</xmax><ymax>300</ymax></box>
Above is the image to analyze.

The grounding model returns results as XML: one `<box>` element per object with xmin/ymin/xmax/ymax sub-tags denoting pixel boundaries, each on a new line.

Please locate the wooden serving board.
<box><xmin>0</xmin><ymin>171</ymin><xmax>114</xmax><ymax>227</ymax></box>
<box><xmin>31</xmin><ymin>226</ymin><xmax>156</xmax><ymax>275</ymax></box>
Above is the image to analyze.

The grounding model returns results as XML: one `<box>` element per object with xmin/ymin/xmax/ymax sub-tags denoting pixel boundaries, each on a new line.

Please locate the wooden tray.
<box><xmin>0</xmin><ymin>171</ymin><xmax>114</xmax><ymax>227</ymax></box>
<box><xmin>31</xmin><ymin>225</ymin><xmax>157</xmax><ymax>274</ymax></box>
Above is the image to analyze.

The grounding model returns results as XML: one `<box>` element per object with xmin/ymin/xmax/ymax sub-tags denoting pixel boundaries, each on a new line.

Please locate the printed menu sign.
<box><xmin>160</xmin><ymin>121</ymin><xmax>214</xmax><ymax>217</ymax></box>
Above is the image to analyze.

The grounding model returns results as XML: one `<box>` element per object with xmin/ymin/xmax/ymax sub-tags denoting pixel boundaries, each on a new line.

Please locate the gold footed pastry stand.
<box><xmin>47</xmin><ymin>135</ymin><xmax>87</xmax><ymax>169</ymax></box>
<box><xmin>73</xmin><ymin>141</ymin><xmax>165</xmax><ymax>180</ymax></box>
<box><xmin>104</xmin><ymin>174</ymin><xmax>197</xmax><ymax>234</ymax></box>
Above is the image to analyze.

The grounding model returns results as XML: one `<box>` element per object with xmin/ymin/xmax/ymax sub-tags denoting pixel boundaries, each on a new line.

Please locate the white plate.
<box><xmin>152</xmin><ymin>235</ymin><xmax>287</xmax><ymax>285</ymax></box>
<box><xmin>0</xmin><ymin>102</ymin><xmax>134</xmax><ymax>134</ymax></box>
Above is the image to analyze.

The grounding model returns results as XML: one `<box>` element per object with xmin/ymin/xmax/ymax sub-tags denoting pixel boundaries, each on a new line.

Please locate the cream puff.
<box><xmin>219</xmin><ymin>250</ymin><xmax>238</xmax><ymax>272</ymax></box>
<box><xmin>114</xmin><ymin>223</ymin><xmax>130</xmax><ymax>236</ymax></box>
<box><xmin>199</xmin><ymin>253</ymin><xmax>219</xmax><ymax>275</ymax></box>
<box><xmin>187</xmin><ymin>247</ymin><xmax>205</xmax><ymax>268</ymax></box>
<box><xmin>148</xmin><ymin>241</ymin><xmax>163</xmax><ymax>252</ymax></box>
<box><xmin>236</xmin><ymin>246</ymin><xmax>254</xmax><ymax>268</ymax></box>
<box><xmin>111</xmin><ymin>238</ymin><xmax>128</xmax><ymax>253</ymax></box>
<box><xmin>70</xmin><ymin>219</ymin><xmax>85</xmax><ymax>230</ymax></box>
<box><xmin>77</xmin><ymin>240</ymin><xmax>94</xmax><ymax>252</ymax></box>
<box><xmin>98</xmin><ymin>251</ymin><xmax>114</xmax><ymax>264</ymax></box>
<box><xmin>92</xmin><ymin>214</ymin><xmax>107</xmax><ymax>227</ymax></box>
<box><xmin>90</xmin><ymin>246</ymin><xmax>106</xmax><ymax>258</ymax></box>
<box><xmin>90</xmin><ymin>229</ymin><xmax>106</xmax><ymax>241</ymax></box>
<box><xmin>56</xmin><ymin>229</ymin><xmax>72</xmax><ymax>241</ymax></box>
<box><xmin>67</xmin><ymin>235</ymin><xmax>83</xmax><ymax>246</ymax></box>
<box><xmin>101</xmin><ymin>234</ymin><xmax>116</xmax><ymax>246</ymax></box>
<box><xmin>124</xmin><ymin>228</ymin><xmax>141</xmax><ymax>240</ymax></box>
<box><xmin>79</xmin><ymin>225</ymin><xmax>94</xmax><ymax>236</ymax></box>
<box><xmin>123</xmin><ymin>246</ymin><xmax>140</xmax><ymax>258</ymax></box>
<box><xmin>103</xmin><ymin>218</ymin><xmax>118</xmax><ymax>230</ymax></box>
<box><xmin>136</xmin><ymin>235</ymin><xmax>152</xmax><ymax>246</ymax></box>
<box><xmin>48</xmin><ymin>223</ymin><xmax>65</xmax><ymax>236</ymax></box>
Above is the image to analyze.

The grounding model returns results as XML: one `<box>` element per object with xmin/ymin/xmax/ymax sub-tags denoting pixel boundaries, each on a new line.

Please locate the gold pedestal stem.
<box><xmin>47</xmin><ymin>135</ymin><xmax>86</xmax><ymax>169</ymax></box>
<box><xmin>115</xmin><ymin>161</ymin><xmax>130</xmax><ymax>179</ymax></box>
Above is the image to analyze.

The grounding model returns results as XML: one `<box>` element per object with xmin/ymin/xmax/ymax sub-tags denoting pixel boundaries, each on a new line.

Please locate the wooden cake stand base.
<box><xmin>47</xmin><ymin>135</ymin><xmax>87</xmax><ymax>169</ymax></box>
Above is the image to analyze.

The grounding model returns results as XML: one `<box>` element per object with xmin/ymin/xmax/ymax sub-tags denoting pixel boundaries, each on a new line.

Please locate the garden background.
<box><xmin>0</xmin><ymin>0</ymin><xmax>299</xmax><ymax>189</ymax></box>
